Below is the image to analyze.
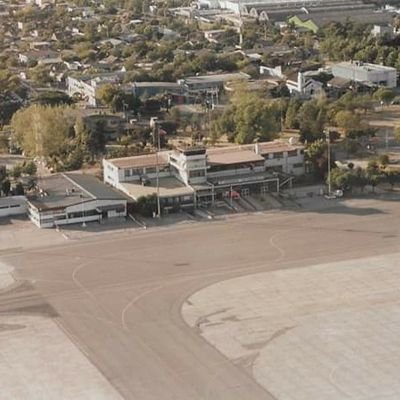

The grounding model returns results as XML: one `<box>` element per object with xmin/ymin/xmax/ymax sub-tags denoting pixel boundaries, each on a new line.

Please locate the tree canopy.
<box><xmin>11</xmin><ymin>105</ymin><xmax>72</xmax><ymax>157</ymax></box>
<box><xmin>211</xmin><ymin>89</ymin><xmax>279</xmax><ymax>144</ymax></box>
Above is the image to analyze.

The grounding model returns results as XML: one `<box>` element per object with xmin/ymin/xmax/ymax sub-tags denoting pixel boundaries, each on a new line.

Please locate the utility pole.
<box><xmin>81</xmin><ymin>194</ymin><xmax>86</xmax><ymax>227</ymax></box>
<box><xmin>153</xmin><ymin>119</ymin><xmax>161</xmax><ymax>218</ymax></box>
<box><xmin>325</xmin><ymin>129</ymin><xmax>332</xmax><ymax>196</ymax></box>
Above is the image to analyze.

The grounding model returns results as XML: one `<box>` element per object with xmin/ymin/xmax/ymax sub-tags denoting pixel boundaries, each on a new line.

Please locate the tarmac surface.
<box><xmin>1</xmin><ymin>195</ymin><xmax>400</xmax><ymax>399</ymax></box>
<box><xmin>183</xmin><ymin>253</ymin><xmax>400</xmax><ymax>400</ymax></box>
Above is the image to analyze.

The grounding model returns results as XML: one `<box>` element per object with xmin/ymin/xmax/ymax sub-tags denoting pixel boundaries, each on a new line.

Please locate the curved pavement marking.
<box><xmin>121</xmin><ymin>229</ymin><xmax>290</xmax><ymax>332</ymax></box>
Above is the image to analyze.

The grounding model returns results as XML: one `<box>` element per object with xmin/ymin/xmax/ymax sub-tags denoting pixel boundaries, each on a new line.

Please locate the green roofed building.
<box><xmin>288</xmin><ymin>15</ymin><xmax>319</xmax><ymax>33</ymax></box>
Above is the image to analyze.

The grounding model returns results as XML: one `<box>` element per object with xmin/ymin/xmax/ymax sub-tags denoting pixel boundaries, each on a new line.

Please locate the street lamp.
<box><xmin>80</xmin><ymin>194</ymin><xmax>86</xmax><ymax>227</ymax></box>
<box><xmin>325</xmin><ymin>129</ymin><xmax>332</xmax><ymax>196</ymax></box>
<box><xmin>151</xmin><ymin>118</ymin><xmax>162</xmax><ymax>218</ymax></box>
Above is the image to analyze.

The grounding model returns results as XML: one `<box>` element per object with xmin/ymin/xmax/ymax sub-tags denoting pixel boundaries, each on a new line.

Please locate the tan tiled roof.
<box><xmin>207</xmin><ymin>148</ymin><xmax>264</xmax><ymax>165</ymax></box>
<box><xmin>107</xmin><ymin>141</ymin><xmax>303</xmax><ymax>169</ymax></box>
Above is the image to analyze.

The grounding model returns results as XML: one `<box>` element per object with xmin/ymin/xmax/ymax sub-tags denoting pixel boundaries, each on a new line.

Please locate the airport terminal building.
<box><xmin>103</xmin><ymin>141</ymin><xmax>305</xmax><ymax>212</ymax></box>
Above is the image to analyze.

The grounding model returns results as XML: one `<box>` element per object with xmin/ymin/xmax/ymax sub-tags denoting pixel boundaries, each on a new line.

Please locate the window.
<box><xmin>273</xmin><ymin>152</ymin><xmax>284</xmax><ymax>159</ymax></box>
<box><xmin>145</xmin><ymin>167</ymin><xmax>156</xmax><ymax>174</ymax></box>
<box><xmin>189</xmin><ymin>170</ymin><xmax>205</xmax><ymax>178</ymax></box>
<box><xmin>288</xmin><ymin>150</ymin><xmax>297</xmax><ymax>157</ymax></box>
<box><xmin>124</xmin><ymin>169</ymin><xmax>131</xmax><ymax>177</ymax></box>
<box><xmin>293</xmin><ymin>163</ymin><xmax>304</xmax><ymax>168</ymax></box>
<box><xmin>160</xmin><ymin>166</ymin><xmax>170</xmax><ymax>173</ymax></box>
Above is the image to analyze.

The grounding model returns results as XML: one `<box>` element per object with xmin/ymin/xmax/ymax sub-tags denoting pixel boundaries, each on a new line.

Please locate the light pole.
<box><xmin>325</xmin><ymin>129</ymin><xmax>332</xmax><ymax>196</ymax></box>
<box><xmin>153</xmin><ymin>120</ymin><xmax>161</xmax><ymax>218</ymax></box>
<box><xmin>81</xmin><ymin>195</ymin><xmax>86</xmax><ymax>227</ymax></box>
<box><xmin>122</xmin><ymin>102</ymin><xmax>128</xmax><ymax>123</ymax></box>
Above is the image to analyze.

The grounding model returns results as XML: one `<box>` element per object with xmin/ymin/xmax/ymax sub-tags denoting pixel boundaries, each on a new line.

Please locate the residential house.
<box><xmin>18</xmin><ymin>49</ymin><xmax>62</xmax><ymax>66</ymax></box>
<box><xmin>66</xmin><ymin>72</ymin><xmax>124</xmax><ymax>106</ymax></box>
<box><xmin>286</xmin><ymin>72</ymin><xmax>324</xmax><ymax>98</ymax></box>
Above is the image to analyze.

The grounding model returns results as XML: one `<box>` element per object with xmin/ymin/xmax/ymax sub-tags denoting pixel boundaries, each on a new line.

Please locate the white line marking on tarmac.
<box><xmin>72</xmin><ymin>260</ymin><xmax>95</xmax><ymax>300</ymax></box>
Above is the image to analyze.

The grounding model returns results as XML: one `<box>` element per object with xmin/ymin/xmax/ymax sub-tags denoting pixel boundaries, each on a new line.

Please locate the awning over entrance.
<box><xmin>208</xmin><ymin>172</ymin><xmax>278</xmax><ymax>188</ymax></box>
<box><xmin>96</xmin><ymin>204</ymin><xmax>125</xmax><ymax>213</ymax></box>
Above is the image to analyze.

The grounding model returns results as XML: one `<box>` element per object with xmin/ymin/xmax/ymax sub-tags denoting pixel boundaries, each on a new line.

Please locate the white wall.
<box><xmin>264</xmin><ymin>150</ymin><xmax>305</xmax><ymax>175</ymax></box>
<box><xmin>28</xmin><ymin>198</ymin><xmax>126</xmax><ymax>228</ymax></box>
<box><xmin>0</xmin><ymin>196</ymin><xmax>27</xmax><ymax>218</ymax></box>
<box><xmin>103</xmin><ymin>159</ymin><xmax>120</xmax><ymax>187</ymax></box>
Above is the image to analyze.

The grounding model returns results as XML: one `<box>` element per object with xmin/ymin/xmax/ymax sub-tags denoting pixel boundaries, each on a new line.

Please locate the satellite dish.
<box><xmin>289</xmin><ymin>137</ymin><xmax>296</xmax><ymax>145</ymax></box>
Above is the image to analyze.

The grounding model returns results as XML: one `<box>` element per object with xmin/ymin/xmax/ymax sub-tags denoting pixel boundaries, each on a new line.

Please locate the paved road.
<box><xmin>2</xmin><ymin>197</ymin><xmax>400</xmax><ymax>399</ymax></box>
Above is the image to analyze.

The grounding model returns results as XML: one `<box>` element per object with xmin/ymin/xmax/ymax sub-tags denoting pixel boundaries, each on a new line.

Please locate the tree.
<box><xmin>11</xmin><ymin>164</ymin><xmax>22</xmax><ymax>179</ymax></box>
<box><xmin>86</xmin><ymin>120</ymin><xmax>106</xmax><ymax>160</ymax></box>
<box><xmin>378</xmin><ymin>153</ymin><xmax>390</xmax><ymax>167</ymax></box>
<box><xmin>1</xmin><ymin>179</ymin><xmax>10</xmax><ymax>196</ymax></box>
<box><xmin>0</xmin><ymin>165</ymin><xmax>6</xmax><ymax>183</ymax></box>
<box><xmin>29</xmin><ymin>65</ymin><xmax>53</xmax><ymax>85</ymax></box>
<box><xmin>64</xmin><ymin>147</ymin><xmax>84</xmax><ymax>170</ymax></box>
<box><xmin>366</xmin><ymin>160</ymin><xmax>383</xmax><ymax>192</ymax></box>
<box><xmin>373</xmin><ymin>87</ymin><xmax>395</xmax><ymax>105</ymax></box>
<box><xmin>22</xmin><ymin>161</ymin><xmax>37</xmax><ymax>176</ymax></box>
<box><xmin>297</xmin><ymin>100</ymin><xmax>326</xmax><ymax>143</ymax></box>
<box><xmin>13</xmin><ymin>182</ymin><xmax>24</xmax><ymax>195</ymax></box>
<box><xmin>212</xmin><ymin>89</ymin><xmax>279</xmax><ymax>144</ymax></box>
<box><xmin>306</xmin><ymin>139</ymin><xmax>333</xmax><ymax>179</ymax></box>
<box><xmin>96</xmin><ymin>84</ymin><xmax>119</xmax><ymax>108</ymax></box>
<box><xmin>395</xmin><ymin>126</ymin><xmax>400</xmax><ymax>143</ymax></box>
<box><xmin>329</xmin><ymin>168</ymin><xmax>350</xmax><ymax>190</ymax></box>
<box><xmin>32</xmin><ymin>91</ymin><xmax>73</xmax><ymax>107</ymax></box>
<box><xmin>285</xmin><ymin>98</ymin><xmax>300</xmax><ymax>129</ymax></box>
<box><xmin>11</xmin><ymin>105</ymin><xmax>71</xmax><ymax>158</ymax></box>
<box><xmin>134</xmin><ymin>194</ymin><xmax>157</xmax><ymax>217</ymax></box>
<box><xmin>385</xmin><ymin>170</ymin><xmax>400</xmax><ymax>189</ymax></box>
<box><xmin>351</xmin><ymin>166</ymin><xmax>368</xmax><ymax>193</ymax></box>
<box><xmin>334</xmin><ymin>110</ymin><xmax>363</xmax><ymax>136</ymax></box>
<box><xmin>0</xmin><ymin>100</ymin><xmax>22</xmax><ymax>125</ymax></box>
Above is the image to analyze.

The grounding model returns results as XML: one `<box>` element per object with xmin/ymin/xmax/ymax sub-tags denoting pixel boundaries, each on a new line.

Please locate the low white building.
<box><xmin>0</xmin><ymin>196</ymin><xmax>27</xmax><ymax>218</ymax></box>
<box><xmin>371</xmin><ymin>24</ymin><xmax>394</xmax><ymax>38</ymax></box>
<box><xmin>27</xmin><ymin>173</ymin><xmax>127</xmax><ymax>228</ymax></box>
<box><xmin>286</xmin><ymin>72</ymin><xmax>324</xmax><ymax>98</ymax></box>
<box><xmin>332</xmin><ymin>61</ymin><xmax>397</xmax><ymax>88</ymax></box>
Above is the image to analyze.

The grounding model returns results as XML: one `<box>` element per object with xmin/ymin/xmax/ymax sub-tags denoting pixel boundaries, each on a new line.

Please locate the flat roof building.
<box><xmin>178</xmin><ymin>72</ymin><xmax>250</xmax><ymax>94</ymax></box>
<box><xmin>27</xmin><ymin>173</ymin><xmax>128</xmax><ymax>228</ymax></box>
<box><xmin>103</xmin><ymin>140</ymin><xmax>305</xmax><ymax>213</ymax></box>
<box><xmin>332</xmin><ymin>61</ymin><xmax>397</xmax><ymax>88</ymax></box>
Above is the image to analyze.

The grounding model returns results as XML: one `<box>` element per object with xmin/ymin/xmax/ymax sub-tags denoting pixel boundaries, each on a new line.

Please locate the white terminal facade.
<box><xmin>103</xmin><ymin>140</ymin><xmax>305</xmax><ymax>212</ymax></box>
